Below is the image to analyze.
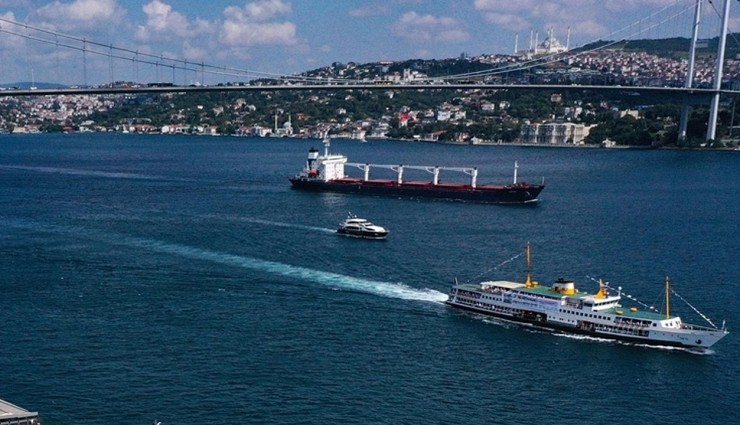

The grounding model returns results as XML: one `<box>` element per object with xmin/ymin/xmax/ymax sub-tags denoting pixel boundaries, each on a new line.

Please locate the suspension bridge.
<box><xmin>0</xmin><ymin>0</ymin><xmax>739</xmax><ymax>142</ymax></box>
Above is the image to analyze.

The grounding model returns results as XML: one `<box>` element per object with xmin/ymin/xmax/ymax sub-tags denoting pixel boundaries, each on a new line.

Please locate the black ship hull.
<box><xmin>290</xmin><ymin>177</ymin><xmax>544</xmax><ymax>204</ymax></box>
<box><xmin>336</xmin><ymin>228</ymin><xmax>388</xmax><ymax>239</ymax></box>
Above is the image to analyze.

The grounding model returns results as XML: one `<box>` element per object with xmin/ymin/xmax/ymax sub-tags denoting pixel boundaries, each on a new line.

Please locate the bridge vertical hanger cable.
<box><xmin>24</xmin><ymin>23</ymin><xmax>30</xmax><ymax>86</ymax></box>
<box><xmin>82</xmin><ymin>37</ymin><xmax>88</xmax><ymax>87</ymax></box>
<box><xmin>109</xmin><ymin>44</ymin><xmax>114</xmax><ymax>86</ymax></box>
<box><xmin>133</xmin><ymin>50</ymin><xmax>139</xmax><ymax>83</ymax></box>
<box><xmin>0</xmin><ymin>23</ymin><xmax>8</xmax><ymax>83</ymax></box>
<box><xmin>55</xmin><ymin>35</ymin><xmax>60</xmax><ymax>84</ymax></box>
<box><xmin>0</xmin><ymin>23</ymin><xmax>3</xmax><ymax>82</ymax></box>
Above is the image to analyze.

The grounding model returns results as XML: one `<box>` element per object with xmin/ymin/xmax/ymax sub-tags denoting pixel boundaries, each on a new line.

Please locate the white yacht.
<box><xmin>337</xmin><ymin>214</ymin><xmax>388</xmax><ymax>239</ymax></box>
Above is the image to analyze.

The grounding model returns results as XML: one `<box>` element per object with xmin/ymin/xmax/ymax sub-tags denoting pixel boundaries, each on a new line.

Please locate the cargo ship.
<box><xmin>289</xmin><ymin>138</ymin><xmax>544</xmax><ymax>203</ymax></box>
<box><xmin>446</xmin><ymin>244</ymin><xmax>729</xmax><ymax>351</ymax></box>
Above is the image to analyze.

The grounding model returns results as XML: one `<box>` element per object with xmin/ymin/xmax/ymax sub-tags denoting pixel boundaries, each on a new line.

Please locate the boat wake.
<box><xmin>203</xmin><ymin>213</ymin><xmax>335</xmax><ymax>234</ymax></box>
<box><xmin>1</xmin><ymin>218</ymin><xmax>446</xmax><ymax>304</ymax></box>
<box><xmin>0</xmin><ymin>165</ymin><xmax>188</xmax><ymax>181</ymax></box>
<box><xmin>127</xmin><ymin>237</ymin><xmax>447</xmax><ymax>302</ymax></box>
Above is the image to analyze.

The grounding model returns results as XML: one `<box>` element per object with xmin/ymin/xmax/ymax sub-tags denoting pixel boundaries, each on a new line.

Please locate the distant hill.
<box><xmin>579</xmin><ymin>34</ymin><xmax>740</xmax><ymax>59</ymax></box>
<box><xmin>296</xmin><ymin>35</ymin><xmax>740</xmax><ymax>83</ymax></box>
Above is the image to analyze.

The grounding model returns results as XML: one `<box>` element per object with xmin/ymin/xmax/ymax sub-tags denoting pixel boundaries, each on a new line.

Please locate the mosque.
<box><xmin>514</xmin><ymin>27</ymin><xmax>570</xmax><ymax>58</ymax></box>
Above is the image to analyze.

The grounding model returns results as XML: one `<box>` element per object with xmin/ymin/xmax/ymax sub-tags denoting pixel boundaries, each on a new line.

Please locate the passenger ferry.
<box><xmin>446</xmin><ymin>244</ymin><xmax>729</xmax><ymax>351</ymax></box>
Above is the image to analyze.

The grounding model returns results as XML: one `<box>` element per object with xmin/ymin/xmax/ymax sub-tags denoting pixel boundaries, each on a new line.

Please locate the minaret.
<box><xmin>529</xmin><ymin>29</ymin><xmax>534</xmax><ymax>52</ymax></box>
<box><xmin>535</xmin><ymin>31</ymin><xmax>539</xmax><ymax>55</ymax></box>
<box><xmin>514</xmin><ymin>33</ymin><xmax>519</xmax><ymax>54</ymax></box>
<box><xmin>566</xmin><ymin>26</ymin><xmax>571</xmax><ymax>51</ymax></box>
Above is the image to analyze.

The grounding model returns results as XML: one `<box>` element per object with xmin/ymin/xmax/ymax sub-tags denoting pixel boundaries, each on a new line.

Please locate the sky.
<box><xmin>0</xmin><ymin>0</ymin><xmax>739</xmax><ymax>86</ymax></box>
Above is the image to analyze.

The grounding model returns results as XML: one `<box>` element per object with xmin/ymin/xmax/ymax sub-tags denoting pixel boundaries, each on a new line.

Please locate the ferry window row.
<box><xmin>560</xmin><ymin>310</ymin><xmax>610</xmax><ymax>321</ymax></box>
<box><xmin>615</xmin><ymin>317</ymin><xmax>651</xmax><ymax>327</ymax></box>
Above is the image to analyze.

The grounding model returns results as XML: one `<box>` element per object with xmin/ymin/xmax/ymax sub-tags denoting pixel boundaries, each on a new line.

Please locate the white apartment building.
<box><xmin>520</xmin><ymin>122</ymin><xmax>595</xmax><ymax>144</ymax></box>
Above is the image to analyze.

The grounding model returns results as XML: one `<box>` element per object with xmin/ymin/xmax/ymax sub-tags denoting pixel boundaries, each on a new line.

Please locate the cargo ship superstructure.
<box><xmin>446</xmin><ymin>244</ymin><xmax>729</xmax><ymax>351</ymax></box>
<box><xmin>289</xmin><ymin>138</ymin><xmax>544</xmax><ymax>204</ymax></box>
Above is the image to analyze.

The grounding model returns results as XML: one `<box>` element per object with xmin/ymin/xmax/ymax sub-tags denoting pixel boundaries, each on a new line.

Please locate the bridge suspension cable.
<box><xmin>705</xmin><ymin>0</ymin><xmax>740</xmax><ymax>49</ymax></box>
<box><xmin>0</xmin><ymin>1</ymin><xmax>730</xmax><ymax>87</ymax></box>
<box><xmin>0</xmin><ymin>15</ymin><xmax>359</xmax><ymax>85</ymax></box>
<box><xmin>440</xmin><ymin>1</ymin><xmax>696</xmax><ymax>82</ymax></box>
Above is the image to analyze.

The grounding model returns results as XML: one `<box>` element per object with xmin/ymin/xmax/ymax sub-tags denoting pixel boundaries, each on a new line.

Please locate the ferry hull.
<box><xmin>445</xmin><ymin>300</ymin><xmax>726</xmax><ymax>351</ymax></box>
<box><xmin>290</xmin><ymin>177</ymin><xmax>544</xmax><ymax>204</ymax></box>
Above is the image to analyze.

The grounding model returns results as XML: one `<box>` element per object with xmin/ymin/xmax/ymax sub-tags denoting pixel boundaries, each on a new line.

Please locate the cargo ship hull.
<box><xmin>290</xmin><ymin>137</ymin><xmax>544</xmax><ymax>204</ymax></box>
<box><xmin>290</xmin><ymin>177</ymin><xmax>544</xmax><ymax>203</ymax></box>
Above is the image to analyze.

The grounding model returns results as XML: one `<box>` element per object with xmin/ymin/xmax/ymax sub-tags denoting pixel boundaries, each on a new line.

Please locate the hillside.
<box><xmin>579</xmin><ymin>33</ymin><xmax>740</xmax><ymax>59</ymax></box>
<box><xmin>3</xmin><ymin>36</ymin><xmax>738</xmax><ymax>147</ymax></box>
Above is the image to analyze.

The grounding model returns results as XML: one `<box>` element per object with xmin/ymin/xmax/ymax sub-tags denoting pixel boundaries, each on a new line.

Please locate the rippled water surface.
<box><xmin>1</xmin><ymin>134</ymin><xmax>738</xmax><ymax>424</ymax></box>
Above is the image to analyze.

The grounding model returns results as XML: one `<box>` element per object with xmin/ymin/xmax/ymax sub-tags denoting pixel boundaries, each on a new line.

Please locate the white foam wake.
<box><xmin>128</xmin><ymin>237</ymin><xmax>447</xmax><ymax>302</ymax></box>
<box><xmin>2</xmin><ymin>218</ymin><xmax>448</xmax><ymax>303</ymax></box>
<box><xmin>203</xmin><ymin>214</ymin><xmax>335</xmax><ymax>234</ymax></box>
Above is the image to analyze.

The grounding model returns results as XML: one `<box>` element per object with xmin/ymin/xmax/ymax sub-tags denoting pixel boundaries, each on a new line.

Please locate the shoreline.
<box><xmin>3</xmin><ymin>131</ymin><xmax>738</xmax><ymax>151</ymax></box>
<box><xmin>386</xmin><ymin>137</ymin><xmax>740</xmax><ymax>151</ymax></box>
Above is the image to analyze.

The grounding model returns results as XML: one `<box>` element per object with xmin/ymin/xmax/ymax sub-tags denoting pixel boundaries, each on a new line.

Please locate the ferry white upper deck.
<box><xmin>453</xmin><ymin>279</ymin><xmax>683</xmax><ymax>327</ymax></box>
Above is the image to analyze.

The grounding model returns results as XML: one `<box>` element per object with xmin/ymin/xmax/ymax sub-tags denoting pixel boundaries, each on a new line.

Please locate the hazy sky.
<box><xmin>0</xmin><ymin>0</ymin><xmax>738</xmax><ymax>85</ymax></box>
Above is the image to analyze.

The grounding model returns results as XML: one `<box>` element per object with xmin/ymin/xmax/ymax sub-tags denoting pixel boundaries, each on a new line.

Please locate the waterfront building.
<box><xmin>520</xmin><ymin>122</ymin><xmax>594</xmax><ymax>144</ymax></box>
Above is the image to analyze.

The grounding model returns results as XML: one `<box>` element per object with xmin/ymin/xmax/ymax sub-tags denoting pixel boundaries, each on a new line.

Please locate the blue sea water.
<box><xmin>0</xmin><ymin>133</ymin><xmax>738</xmax><ymax>425</ymax></box>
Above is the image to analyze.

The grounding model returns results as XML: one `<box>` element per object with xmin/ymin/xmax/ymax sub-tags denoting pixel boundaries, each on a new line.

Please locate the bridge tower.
<box><xmin>705</xmin><ymin>0</ymin><xmax>732</xmax><ymax>142</ymax></box>
<box><xmin>679</xmin><ymin>0</ymin><xmax>733</xmax><ymax>145</ymax></box>
<box><xmin>677</xmin><ymin>0</ymin><xmax>702</xmax><ymax>146</ymax></box>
